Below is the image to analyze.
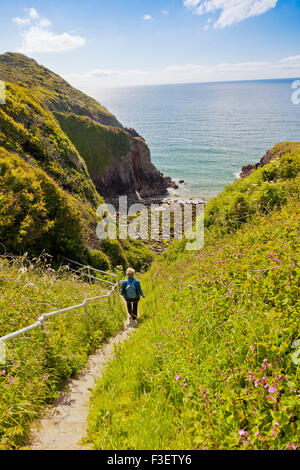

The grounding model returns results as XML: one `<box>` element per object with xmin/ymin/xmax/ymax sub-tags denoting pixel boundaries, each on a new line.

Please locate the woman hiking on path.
<box><xmin>121</xmin><ymin>268</ymin><xmax>144</xmax><ymax>326</ymax></box>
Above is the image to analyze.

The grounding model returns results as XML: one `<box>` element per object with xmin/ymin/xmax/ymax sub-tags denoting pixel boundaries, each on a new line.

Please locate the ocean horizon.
<box><xmin>92</xmin><ymin>78</ymin><xmax>300</xmax><ymax>199</ymax></box>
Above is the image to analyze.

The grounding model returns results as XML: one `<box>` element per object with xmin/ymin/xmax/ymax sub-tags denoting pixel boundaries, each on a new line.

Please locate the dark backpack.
<box><xmin>125</xmin><ymin>280</ymin><xmax>137</xmax><ymax>299</ymax></box>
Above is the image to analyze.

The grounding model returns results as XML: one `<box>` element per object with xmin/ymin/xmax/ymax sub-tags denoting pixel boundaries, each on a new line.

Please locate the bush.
<box><xmin>0</xmin><ymin>147</ymin><xmax>84</xmax><ymax>258</ymax></box>
<box><xmin>86</xmin><ymin>249</ymin><xmax>110</xmax><ymax>271</ymax></box>
<box><xmin>205</xmin><ymin>143</ymin><xmax>300</xmax><ymax>234</ymax></box>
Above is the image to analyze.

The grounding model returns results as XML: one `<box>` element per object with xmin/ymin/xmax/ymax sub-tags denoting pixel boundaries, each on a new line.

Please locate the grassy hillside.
<box><xmin>55</xmin><ymin>112</ymin><xmax>131</xmax><ymax>175</ymax></box>
<box><xmin>0</xmin><ymin>82</ymin><xmax>100</xmax><ymax>207</ymax></box>
<box><xmin>0</xmin><ymin>82</ymin><xmax>154</xmax><ymax>270</ymax></box>
<box><xmin>0</xmin><ymin>254</ymin><xmax>127</xmax><ymax>450</ymax></box>
<box><xmin>86</xmin><ymin>144</ymin><xmax>300</xmax><ymax>450</ymax></box>
<box><xmin>0</xmin><ymin>147</ymin><xmax>99</xmax><ymax>260</ymax></box>
<box><xmin>0</xmin><ymin>53</ymin><xmax>121</xmax><ymax>127</ymax></box>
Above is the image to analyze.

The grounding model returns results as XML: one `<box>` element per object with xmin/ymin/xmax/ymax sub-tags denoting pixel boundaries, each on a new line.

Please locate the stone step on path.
<box><xmin>29</xmin><ymin>317</ymin><xmax>135</xmax><ymax>450</ymax></box>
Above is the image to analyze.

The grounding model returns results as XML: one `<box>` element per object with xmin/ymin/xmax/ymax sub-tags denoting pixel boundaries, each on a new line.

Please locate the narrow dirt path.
<box><xmin>29</xmin><ymin>318</ymin><xmax>134</xmax><ymax>450</ymax></box>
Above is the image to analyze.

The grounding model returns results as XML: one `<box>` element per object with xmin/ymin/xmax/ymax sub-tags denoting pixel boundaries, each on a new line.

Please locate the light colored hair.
<box><xmin>126</xmin><ymin>268</ymin><xmax>135</xmax><ymax>277</ymax></box>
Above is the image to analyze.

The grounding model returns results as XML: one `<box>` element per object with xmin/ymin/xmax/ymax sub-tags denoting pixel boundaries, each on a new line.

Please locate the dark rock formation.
<box><xmin>240</xmin><ymin>143</ymin><xmax>300</xmax><ymax>179</ymax></box>
<box><xmin>124</xmin><ymin>127</ymin><xmax>145</xmax><ymax>141</ymax></box>
<box><xmin>92</xmin><ymin>135</ymin><xmax>175</xmax><ymax>198</ymax></box>
<box><xmin>240</xmin><ymin>163</ymin><xmax>257</xmax><ymax>179</ymax></box>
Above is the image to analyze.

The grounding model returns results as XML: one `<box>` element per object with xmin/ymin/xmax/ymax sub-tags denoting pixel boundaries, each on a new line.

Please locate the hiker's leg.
<box><xmin>126</xmin><ymin>301</ymin><xmax>133</xmax><ymax>316</ymax></box>
<box><xmin>132</xmin><ymin>300</ymin><xmax>138</xmax><ymax>319</ymax></box>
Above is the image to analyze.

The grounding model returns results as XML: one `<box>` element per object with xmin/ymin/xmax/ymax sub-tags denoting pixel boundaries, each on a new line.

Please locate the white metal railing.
<box><xmin>0</xmin><ymin>258</ymin><xmax>119</xmax><ymax>359</ymax></box>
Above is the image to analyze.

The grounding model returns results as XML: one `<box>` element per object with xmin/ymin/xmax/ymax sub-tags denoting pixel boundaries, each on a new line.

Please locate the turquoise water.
<box><xmin>94</xmin><ymin>79</ymin><xmax>300</xmax><ymax>199</ymax></box>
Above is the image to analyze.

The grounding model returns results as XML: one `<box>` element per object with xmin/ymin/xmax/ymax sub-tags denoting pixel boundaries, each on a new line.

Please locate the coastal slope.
<box><xmin>0</xmin><ymin>52</ymin><xmax>173</xmax><ymax>199</ymax></box>
<box><xmin>86</xmin><ymin>143</ymin><xmax>300</xmax><ymax>450</ymax></box>
<box><xmin>0</xmin><ymin>66</ymin><xmax>154</xmax><ymax>269</ymax></box>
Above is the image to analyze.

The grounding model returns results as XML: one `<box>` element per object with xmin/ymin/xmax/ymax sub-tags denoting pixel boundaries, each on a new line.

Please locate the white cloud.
<box><xmin>280</xmin><ymin>55</ymin><xmax>300</xmax><ymax>67</ymax></box>
<box><xmin>13</xmin><ymin>17</ymin><xmax>31</xmax><ymax>26</ymax></box>
<box><xmin>68</xmin><ymin>69</ymin><xmax>119</xmax><ymax>79</ymax></box>
<box><xmin>14</xmin><ymin>7</ymin><xmax>86</xmax><ymax>54</ymax></box>
<box><xmin>162</xmin><ymin>10</ymin><xmax>169</xmax><ymax>15</ymax></box>
<box><xmin>163</xmin><ymin>56</ymin><xmax>300</xmax><ymax>78</ymax></box>
<box><xmin>19</xmin><ymin>26</ymin><xmax>86</xmax><ymax>53</ymax></box>
<box><xmin>38</xmin><ymin>18</ymin><xmax>52</xmax><ymax>28</ymax></box>
<box><xmin>27</xmin><ymin>7</ymin><xmax>39</xmax><ymax>20</ymax></box>
<box><xmin>183</xmin><ymin>0</ymin><xmax>279</xmax><ymax>28</ymax></box>
<box><xmin>63</xmin><ymin>54</ymin><xmax>300</xmax><ymax>90</ymax></box>
<box><xmin>143</xmin><ymin>14</ymin><xmax>153</xmax><ymax>21</ymax></box>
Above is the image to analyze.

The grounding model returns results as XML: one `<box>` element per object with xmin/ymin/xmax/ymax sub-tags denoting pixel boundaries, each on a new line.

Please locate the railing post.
<box><xmin>39</xmin><ymin>316</ymin><xmax>46</xmax><ymax>336</ymax></box>
<box><xmin>0</xmin><ymin>341</ymin><xmax>6</xmax><ymax>365</ymax></box>
<box><xmin>87</xmin><ymin>266</ymin><xmax>91</xmax><ymax>284</ymax></box>
<box><xmin>83</xmin><ymin>300</ymin><xmax>89</xmax><ymax>322</ymax></box>
<box><xmin>83</xmin><ymin>300</ymin><xmax>90</xmax><ymax>338</ymax></box>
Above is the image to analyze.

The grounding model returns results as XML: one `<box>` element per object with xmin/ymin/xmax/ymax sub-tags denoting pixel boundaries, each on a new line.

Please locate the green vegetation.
<box><xmin>2</xmin><ymin>53</ymin><xmax>298</xmax><ymax>451</ymax></box>
<box><xmin>0</xmin><ymin>83</ymin><xmax>154</xmax><ymax>270</ymax></box>
<box><xmin>0</xmin><ymin>147</ymin><xmax>87</xmax><ymax>258</ymax></box>
<box><xmin>0</xmin><ymin>53</ymin><xmax>121</xmax><ymax>127</ymax></box>
<box><xmin>205</xmin><ymin>142</ymin><xmax>300</xmax><ymax>235</ymax></box>
<box><xmin>55</xmin><ymin>112</ymin><xmax>131</xmax><ymax>174</ymax></box>
<box><xmin>0</xmin><ymin>254</ymin><xmax>127</xmax><ymax>449</ymax></box>
<box><xmin>0</xmin><ymin>82</ymin><xmax>100</xmax><ymax>207</ymax></box>
<box><xmin>86</xmin><ymin>144</ymin><xmax>300</xmax><ymax>450</ymax></box>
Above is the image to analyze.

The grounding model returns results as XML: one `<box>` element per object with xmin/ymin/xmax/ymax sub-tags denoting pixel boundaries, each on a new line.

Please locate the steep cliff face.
<box><xmin>56</xmin><ymin>112</ymin><xmax>173</xmax><ymax>198</ymax></box>
<box><xmin>130</xmin><ymin>137</ymin><xmax>173</xmax><ymax>197</ymax></box>
<box><xmin>93</xmin><ymin>136</ymin><xmax>172</xmax><ymax>198</ymax></box>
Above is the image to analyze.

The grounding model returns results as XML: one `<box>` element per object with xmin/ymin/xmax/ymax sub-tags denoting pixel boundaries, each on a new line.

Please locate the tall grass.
<box><xmin>86</xmin><ymin>148</ymin><xmax>300</xmax><ymax>450</ymax></box>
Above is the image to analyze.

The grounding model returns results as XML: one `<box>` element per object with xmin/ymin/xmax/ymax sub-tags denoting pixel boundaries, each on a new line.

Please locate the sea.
<box><xmin>93</xmin><ymin>79</ymin><xmax>300</xmax><ymax>200</ymax></box>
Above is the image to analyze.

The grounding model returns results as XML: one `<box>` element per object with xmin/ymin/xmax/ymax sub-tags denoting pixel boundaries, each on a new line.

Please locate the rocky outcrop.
<box><xmin>240</xmin><ymin>142</ymin><xmax>300</xmax><ymax>178</ymax></box>
<box><xmin>55</xmin><ymin>111</ymin><xmax>176</xmax><ymax>199</ymax></box>
<box><xmin>92</xmin><ymin>135</ymin><xmax>175</xmax><ymax>198</ymax></box>
<box><xmin>124</xmin><ymin>127</ymin><xmax>145</xmax><ymax>141</ymax></box>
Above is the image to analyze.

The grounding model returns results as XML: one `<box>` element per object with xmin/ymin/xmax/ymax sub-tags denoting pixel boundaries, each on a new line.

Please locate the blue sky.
<box><xmin>1</xmin><ymin>0</ymin><xmax>300</xmax><ymax>88</ymax></box>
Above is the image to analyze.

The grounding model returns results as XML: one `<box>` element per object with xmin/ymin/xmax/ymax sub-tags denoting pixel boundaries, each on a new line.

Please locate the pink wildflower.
<box><xmin>266</xmin><ymin>395</ymin><xmax>275</xmax><ymax>401</ymax></box>
<box><xmin>238</xmin><ymin>430</ymin><xmax>248</xmax><ymax>437</ymax></box>
<box><xmin>286</xmin><ymin>443</ymin><xmax>296</xmax><ymax>450</ymax></box>
<box><xmin>175</xmin><ymin>375</ymin><xmax>181</xmax><ymax>381</ymax></box>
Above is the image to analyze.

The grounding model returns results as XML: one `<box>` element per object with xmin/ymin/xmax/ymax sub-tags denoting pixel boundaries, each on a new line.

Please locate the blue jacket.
<box><xmin>121</xmin><ymin>278</ymin><xmax>143</xmax><ymax>301</ymax></box>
